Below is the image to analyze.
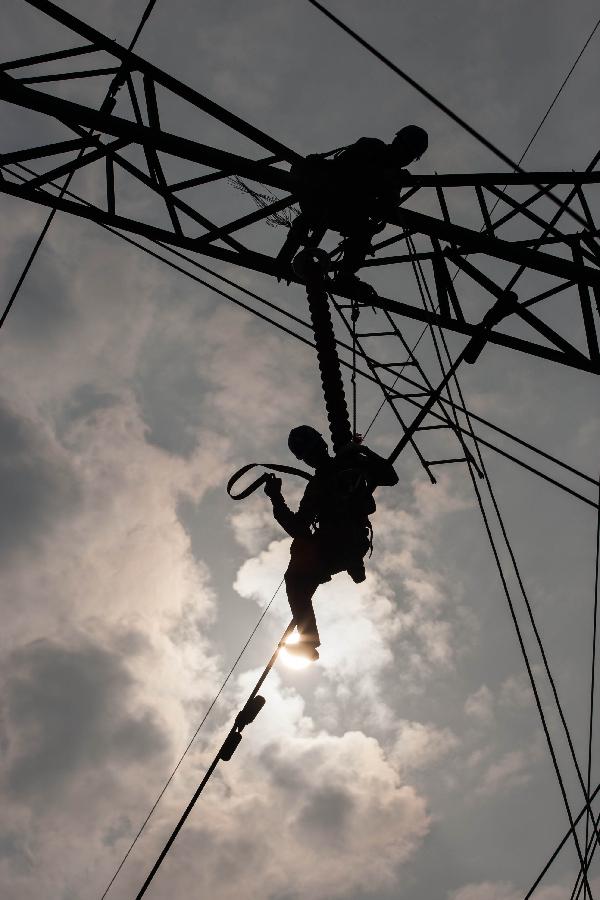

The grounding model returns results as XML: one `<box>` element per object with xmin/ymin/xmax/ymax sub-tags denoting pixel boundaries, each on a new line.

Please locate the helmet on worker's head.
<box><xmin>392</xmin><ymin>125</ymin><xmax>429</xmax><ymax>163</ymax></box>
<box><xmin>288</xmin><ymin>425</ymin><xmax>328</xmax><ymax>463</ymax></box>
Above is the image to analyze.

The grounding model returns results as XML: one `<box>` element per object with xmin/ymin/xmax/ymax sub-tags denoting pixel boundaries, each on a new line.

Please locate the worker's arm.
<box><xmin>338</xmin><ymin>442</ymin><xmax>399</xmax><ymax>487</ymax></box>
<box><xmin>264</xmin><ymin>475</ymin><xmax>313</xmax><ymax>538</ymax></box>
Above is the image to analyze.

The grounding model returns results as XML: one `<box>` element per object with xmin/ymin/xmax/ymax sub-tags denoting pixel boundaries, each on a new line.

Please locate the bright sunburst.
<box><xmin>279</xmin><ymin>629</ymin><xmax>313</xmax><ymax>670</ymax></box>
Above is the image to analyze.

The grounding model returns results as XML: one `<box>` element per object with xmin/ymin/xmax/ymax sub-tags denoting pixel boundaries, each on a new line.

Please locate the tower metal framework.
<box><xmin>1</xmin><ymin>2</ymin><xmax>599</xmax><ymax>899</ymax></box>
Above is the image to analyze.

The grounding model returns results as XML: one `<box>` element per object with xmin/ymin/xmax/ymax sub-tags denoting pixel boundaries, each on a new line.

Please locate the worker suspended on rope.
<box><xmin>278</xmin><ymin>125</ymin><xmax>429</xmax><ymax>296</ymax></box>
<box><xmin>264</xmin><ymin>425</ymin><xmax>398</xmax><ymax>661</ymax></box>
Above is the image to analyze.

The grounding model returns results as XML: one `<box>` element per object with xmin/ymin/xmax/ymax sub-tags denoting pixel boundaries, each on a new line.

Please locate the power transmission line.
<box><xmin>100</xmin><ymin>579</ymin><xmax>284</xmax><ymax>898</ymax></box>
<box><xmin>7</xmin><ymin>154</ymin><xmax>597</xmax><ymax>511</ymax></box>
<box><xmin>303</xmin><ymin>0</ymin><xmax>592</xmax><ymax>232</ymax></box>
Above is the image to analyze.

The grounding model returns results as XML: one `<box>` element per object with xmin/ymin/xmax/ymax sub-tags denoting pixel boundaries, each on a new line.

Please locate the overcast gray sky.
<box><xmin>0</xmin><ymin>2</ymin><xmax>599</xmax><ymax>899</ymax></box>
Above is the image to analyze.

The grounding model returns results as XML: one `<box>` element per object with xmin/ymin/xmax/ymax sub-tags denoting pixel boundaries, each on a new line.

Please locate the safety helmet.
<box><xmin>288</xmin><ymin>425</ymin><xmax>324</xmax><ymax>457</ymax></box>
<box><xmin>392</xmin><ymin>125</ymin><xmax>429</xmax><ymax>159</ymax></box>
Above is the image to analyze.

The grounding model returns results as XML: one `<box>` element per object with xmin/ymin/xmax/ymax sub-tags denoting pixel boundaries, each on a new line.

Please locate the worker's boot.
<box><xmin>285</xmin><ymin>640</ymin><xmax>320</xmax><ymax>662</ymax></box>
<box><xmin>276</xmin><ymin>234</ymin><xmax>302</xmax><ymax>281</ymax></box>
<box><xmin>276</xmin><ymin>214</ymin><xmax>310</xmax><ymax>282</ymax></box>
<box><xmin>346</xmin><ymin>559</ymin><xmax>366</xmax><ymax>584</ymax></box>
<box><xmin>330</xmin><ymin>271</ymin><xmax>377</xmax><ymax>301</ymax></box>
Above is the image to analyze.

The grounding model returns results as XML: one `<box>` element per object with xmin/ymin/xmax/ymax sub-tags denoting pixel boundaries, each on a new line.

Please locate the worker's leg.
<box><xmin>339</xmin><ymin>229</ymin><xmax>373</xmax><ymax>274</ymax></box>
<box><xmin>277</xmin><ymin>213</ymin><xmax>311</xmax><ymax>273</ymax></box>
<box><xmin>306</xmin><ymin>223</ymin><xmax>327</xmax><ymax>249</ymax></box>
<box><xmin>345</xmin><ymin>522</ymin><xmax>371</xmax><ymax>584</ymax></box>
<box><xmin>285</xmin><ymin>573</ymin><xmax>321</xmax><ymax>646</ymax></box>
<box><xmin>321</xmin><ymin>523</ymin><xmax>370</xmax><ymax>585</ymax></box>
<box><xmin>284</xmin><ymin>537</ymin><xmax>323</xmax><ymax>647</ymax></box>
<box><xmin>331</xmin><ymin>223</ymin><xmax>381</xmax><ymax>300</ymax></box>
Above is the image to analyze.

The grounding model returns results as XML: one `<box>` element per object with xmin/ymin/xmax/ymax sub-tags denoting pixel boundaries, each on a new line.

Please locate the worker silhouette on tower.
<box><xmin>278</xmin><ymin>125</ymin><xmax>429</xmax><ymax>295</ymax></box>
<box><xmin>264</xmin><ymin>426</ymin><xmax>398</xmax><ymax>660</ymax></box>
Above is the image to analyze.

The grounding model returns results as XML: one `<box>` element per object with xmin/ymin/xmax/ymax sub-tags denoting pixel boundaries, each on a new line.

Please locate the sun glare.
<box><xmin>280</xmin><ymin>630</ymin><xmax>313</xmax><ymax>670</ymax></box>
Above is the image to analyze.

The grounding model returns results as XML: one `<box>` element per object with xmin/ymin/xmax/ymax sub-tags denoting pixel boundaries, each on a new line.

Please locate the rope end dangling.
<box><xmin>350</xmin><ymin>296</ymin><xmax>360</xmax><ymax>438</ymax></box>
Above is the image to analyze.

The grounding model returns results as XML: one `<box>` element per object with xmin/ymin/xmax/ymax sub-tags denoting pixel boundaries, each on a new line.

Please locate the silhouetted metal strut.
<box><xmin>2</xmin><ymin>0</ymin><xmax>600</xmax><ymax>379</ymax></box>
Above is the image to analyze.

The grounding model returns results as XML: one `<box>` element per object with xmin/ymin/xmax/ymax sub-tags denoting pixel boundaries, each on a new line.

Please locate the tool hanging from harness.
<box><xmin>326</xmin><ymin>463</ymin><xmax>375</xmax><ymax>557</ymax></box>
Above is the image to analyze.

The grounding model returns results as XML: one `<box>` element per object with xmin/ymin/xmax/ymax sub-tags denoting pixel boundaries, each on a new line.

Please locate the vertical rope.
<box><xmin>351</xmin><ymin>298</ymin><xmax>359</xmax><ymax>437</ymax></box>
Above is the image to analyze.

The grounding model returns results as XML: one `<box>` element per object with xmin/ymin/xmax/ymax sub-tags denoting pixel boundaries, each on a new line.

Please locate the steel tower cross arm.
<box><xmin>0</xmin><ymin>72</ymin><xmax>295</xmax><ymax>193</ymax></box>
<box><xmin>1</xmin><ymin>170</ymin><xmax>599</xmax><ymax>374</ymax></box>
<box><xmin>21</xmin><ymin>0</ymin><xmax>300</xmax><ymax>164</ymax></box>
<box><xmin>1</xmin><ymin>9</ymin><xmax>599</xmax><ymax>378</ymax></box>
<box><xmin>403</xmin><ymin>172</ymin><xmax>600</xmax><ymax>187</ymax></box>
<box><xmin>389</xmin><ymin>208</ymin><xmax>600</xmax><ymax>288</ymax></box>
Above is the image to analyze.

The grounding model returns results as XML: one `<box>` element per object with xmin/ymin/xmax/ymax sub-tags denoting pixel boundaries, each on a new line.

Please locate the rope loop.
<box><xmin>227</xmin><ymin>462</ymin><xmax>311</xmax><ymax>500</ymax></box>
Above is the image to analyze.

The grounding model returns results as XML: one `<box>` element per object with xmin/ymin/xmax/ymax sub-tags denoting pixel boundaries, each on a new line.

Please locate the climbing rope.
<box><xmin>100</xmin><ymin>574</ymin><xmax>287</xmax><ymax>898</ymax></box>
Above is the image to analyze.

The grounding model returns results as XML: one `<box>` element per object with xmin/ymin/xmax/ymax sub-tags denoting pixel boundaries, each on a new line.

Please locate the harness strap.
<box><xmin>227</xmin><ymin>462</ymin><xmax>311</xmax><ymax>501</ymax></box>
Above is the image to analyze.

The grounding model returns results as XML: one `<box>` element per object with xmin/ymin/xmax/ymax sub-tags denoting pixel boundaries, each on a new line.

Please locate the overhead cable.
<box><xmin>98</xmin><ymin>572</ymin><xmax>284</xmax><ymax>898</ymax></box>
<box><xmin>582</xmin><ymin>477</ymin><xmax>600</xmax><ymax>893</ymax></box>
<box><xmin>355</xmin><ymin>9</ymin><xmax>600</xmax><ymax>445</ymax></box>
<box><xmin>426</xmin><ymin>266</ymin><xmax>600</xmax><ymax>883</ymax></box>
<box><xmin>485</xmin><ymin>11</ymin><xmax>600</xmax><ymax>224</ymax></box>
<box><xmin>304</xmin><ymin>0</ymin><xmax>591</xmax><ymax>232</ymax></box>
<box><xmin>3</xmin><ymin>161</ymin><xmax>596</xmax><ymax>509</ymax></box>
<box><xmin>523</xmin><ymin>780</ymin><xmax>600</xmax><ymax>899</ymax></box>
<box><xmin>134</xmin><ymin>619</ymin><xmax>295</xmax><ymax>899</ymax></box>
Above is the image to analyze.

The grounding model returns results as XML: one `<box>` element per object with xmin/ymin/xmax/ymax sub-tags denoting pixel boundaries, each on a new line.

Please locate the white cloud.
<box><xmin>449</xmin><ymin>878</ymin><xmax>600</xmax><ymax>900</ymax></box>
<box><xmin>228</xmin><ymin>497</ymin><xmax>281</xmax><ymax>554</ymax></box>
<box><xmin>1</xmin><ymin>3</ymin><xmax>598</xmax><ymax>898</ymax></box>
<box><xmin>234</xmin><ymin>536</ymin><xmax>292</xmax><ymax>610</ymax></box>
<box><xmin>465</xmin><ymin>685</ymin><xmax>495</xmax><ymax>724</ymax></box>
<box><xmin>412</xmin><ymin>472</ymin><xmax>472</xmax><ymax>522</ymax></box>
<box><xmin>392</xmin><ymin>720</ymin><xmax>460</xmax><ymax>774</ymax></box>
<box><xmin>371</xmin><ymin>482</ymin><xmax>474</xmax><ymax>681</ymax></box>
<box><xmin>194</xmin><ymin>303</ymin><xmax>318</xmax><ymax>449</ymax></box>
<box><xmin>499</xmin><ymin>673</ymin><xmax>534</xmax><ymax>710</ymax></box>
<box><xmin>234</xmin><ymin>537</ymin><xmax>400</xmax><ymax>722</ymax></box>
<box><xmin>111</xmin><ymin>673</ymin><xmax>432</xmax><ymax>900</ymax></box>
<box><xmin>476</xmin><ymin>748</ymin><xmax>536</xmax><ymax>797</ymax></box>
<box><xmin>0</xmin><ymin>363</ymin><xmax>236</xmax><ymax>899</ymax></box>
<box><xmin>449</xmin><ymin>881</ymin><xmax>521</xmax><ymax>900</ymax></box>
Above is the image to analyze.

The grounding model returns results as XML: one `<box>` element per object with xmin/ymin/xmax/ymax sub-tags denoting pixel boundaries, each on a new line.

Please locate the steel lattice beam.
<box><xmin>1</xmin><ymin>0</ymin><xmax>600</xmax><ymax>375</ymax></box>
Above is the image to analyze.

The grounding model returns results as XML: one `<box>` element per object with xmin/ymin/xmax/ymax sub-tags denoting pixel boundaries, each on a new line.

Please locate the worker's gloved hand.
<box><xmin>338</xmin><ymin>440</ymin><xmax>367</xmax><ymax>459</ymax></box>
<box><xmin>264</xmin><ymin>474</ymin><xmax>283</xmax><ymax>499</ymax></box>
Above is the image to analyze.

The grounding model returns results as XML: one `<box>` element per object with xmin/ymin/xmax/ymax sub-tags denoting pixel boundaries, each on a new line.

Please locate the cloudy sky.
<box><xmin>0</xmin><ymin>1</ymin><xmax>599</xmax><ymax>898</ymax></box>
